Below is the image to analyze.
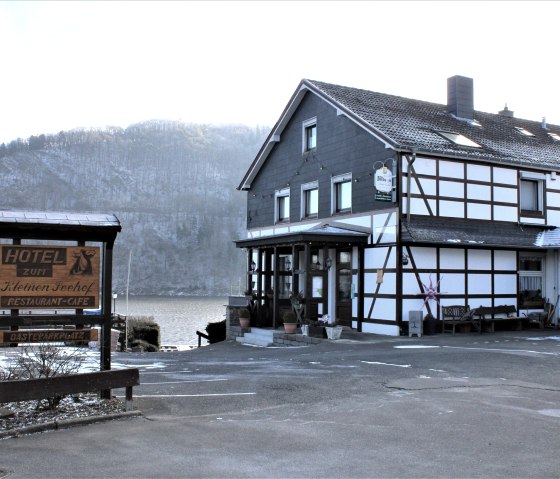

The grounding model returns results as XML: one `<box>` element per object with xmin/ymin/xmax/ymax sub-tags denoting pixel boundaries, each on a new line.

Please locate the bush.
<box><xmin>283</xmin><ymin>311</ymin><xmax>297</xmax><ymax>323</ymax></box>
<box><xmin>127</xmin><ymin>316</ymin><xmax>160</xmax><ymax>351</ymax></box>
<box><xmin>205</xmin><ymin>320</ymin><xmax>226</xmax><ymax>344</ymax></box>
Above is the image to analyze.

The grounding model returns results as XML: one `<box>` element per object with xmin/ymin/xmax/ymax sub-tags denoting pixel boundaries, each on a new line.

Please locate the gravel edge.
<box><xmin>0</xmin><ymin>410</ymin><xmax>142</xmax><ymax>440</ymax></box>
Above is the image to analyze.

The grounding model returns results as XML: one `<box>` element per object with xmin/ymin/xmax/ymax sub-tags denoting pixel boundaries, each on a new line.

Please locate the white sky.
<box><xmin>1</xmin><ymin>0</ymin><xmax>559</xmax><ymax>144</ymax></box>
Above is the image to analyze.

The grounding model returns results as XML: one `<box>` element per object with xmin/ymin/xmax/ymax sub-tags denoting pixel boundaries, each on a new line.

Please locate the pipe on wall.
<box><xmin>406</xmin><ymin>148</ymin><xmax>417</xmax><ymax>224</ymax></box>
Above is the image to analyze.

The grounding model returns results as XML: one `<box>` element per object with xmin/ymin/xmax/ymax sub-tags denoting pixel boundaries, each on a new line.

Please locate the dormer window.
<box><xmin>302</xmin><ymin>118</ymin><xmax>317</xmax><ymax>153</ymax></box>
<box><xmin>514</xmin><ymin>126</ymin><xmax>535</xmax><ymax>137</ymax></box>
<box><xmin>548</xmin><ymin>132</ymin><xmax>560</xmax><ymax>142</ymax></box>
<box><xmin>437</xmin><ymin>131</ymin><xmax>481</xmax><ymax>148</ymax></box>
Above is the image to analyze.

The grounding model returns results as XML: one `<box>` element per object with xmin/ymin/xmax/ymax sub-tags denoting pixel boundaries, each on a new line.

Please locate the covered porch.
<box><xmin>234</xmin><ymin>225</ymin><xmax>369</xmax><ymax>331</ymax></box>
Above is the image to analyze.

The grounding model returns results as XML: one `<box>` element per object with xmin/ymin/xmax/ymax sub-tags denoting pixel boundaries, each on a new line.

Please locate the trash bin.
<box><xmin>423</xmin><ymin>316</ymin><xmax>438</xmax><ymax>335</ymax></box>
<box><xmin>409</xmin><ymin>311</ymin><xmax>423</xmax><ymax>337</ymax></box>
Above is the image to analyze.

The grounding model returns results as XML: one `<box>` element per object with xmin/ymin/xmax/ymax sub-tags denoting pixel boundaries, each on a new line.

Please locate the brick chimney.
<box><xmin>447</xmin><ymin>75</ymin><xmax>474</xmax><ymax>120</ymax></box>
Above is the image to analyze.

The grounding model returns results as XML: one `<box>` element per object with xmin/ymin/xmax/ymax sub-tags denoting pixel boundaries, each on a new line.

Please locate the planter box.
<box><xmin>325</xmin><ymin>326</ymin><xmax>343</xmax><ymax>340</ymax></box>
<box><xmin>308</xmin><ymin>325</ymin><xmax>327</xmax><ymax>338</ymax></box>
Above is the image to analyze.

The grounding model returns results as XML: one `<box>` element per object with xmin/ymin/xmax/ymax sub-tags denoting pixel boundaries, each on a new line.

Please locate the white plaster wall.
<box><xmin>413</xmin><ymin>157</ymin><xmax>437</xmax><ymax>176</ymax></box>
<box><xmin>402</xmin><ymin>299</ymin><xmax>427</xmax><ymax>320</ymax></box>
<box><xmin>467</xmin><ymin>183</ymin><xmax>491</xmax><ymax>201</ymax></box>
<box><xmin>468</xmin><ymin>274</ymin><xmax>492</xmax><ymax>294</ymax></box>
<box><xmin>412</xmin><ymin>178</ymin><xmax>437</xmax><ymax>196</ymax></box>
<box><xmin>441</xmin><ymin>273</ymin><xmax>465</xmax><ymax>295</ymax></box>
<box><xmin>493</xmin><ymin>186</ymin><xmax>517</xmax><ymax>204</ymax></box>
<box><xmin>439</xmin><ymin>181</ymin><xmax>464</xmax><ymax>199</ymax></box>
<box><xmin>439</xmin><ymin>160</ymin><xmax>464</xmax><ymax>179</ymax></box>
<box><xmin>402</xmin><ymin>272</ymin><xmax>420</xmax><ymax>295</ymax></box>
<box><xmin>493</xmin><ymin>205</ymin><xmax>518</xmax><ymax>222</ymax></box>
<box><xmin>439</xmin><ymin>200</ymin><xmax>465</xmax><ymax>218</ymax></box>
<box><xmin>372</xmin><ymin>213</ymin><xmax>397</xmax><ymax>244</ymax></box>
<box><xmin>467</xmin><ymin>203</ymin><xmax>491</xmax><ymax>220</ymax></box>
<box><xmin>357</xmin><ymin>322</ymin><xmax>400</xmax><ymax>336</ymax></box>
<box><xmin>547</xmin><ymin>210</ymin><xmax>560</xmax><ymax>227</ymax></box>
<box><xmin>467</xmin><ymin>164</ymin><xmax>491</xmax><ymax>182</ymax></box>
<box><xmin>338</xmin><ymin>216</ymin><xmax>372</xmax><ymax>230</ymax></box>
<box><xmin>494</xmin><ymin>250</ymin><xmax>516</xmax><ymax>270</ymax></box>
<box><xmin>493</xmin><ymin>167</ymin><xmax>518</xmax><ymax>185</ymax></box>
<box><xmin>494</xmin><ymin>274</ymin><xmax>517</xmax><ymax>295</ymax></box>
<box><xmin>377</xmin><ymin>272</ymin><xmax>396</xmax><ymax>295</ymax></box>
<box><xmin>440</xmin><ymin>297</ymin><xmax>466</xmax><ymax>308</ymax></box>
<box><xmin>546</xmin><ymin>175</ymin><xmax>560</xmax><ymax>191</ymax></box>
<box><xmin>369</xmin><ymin>298</ymin><xmax>397</xmax><ymax>321</ymax></box>
<box><xmin>364</xmin><ymin>246</ymin><xmax>393</xmax><ymax>268</ymax></box>
<box><xmin>410</xmin><ymin>247</ymin><xmax>437</xmax><ymax>269</ymax></box>
<box><xmin>440</xmin><ymin>248</ymin><xmax>465</xmax><ymax>269</ymax></box>
<box><xmin>471</xmin><ymin>297</ymin><xmax>493</xmax><ymax>308</ymax></box>
<box><xmin>547</xmin><ymin>191</ymin><xmax>560</xmax><ymax>208</ymax></box>
<box><xmin>468</xmin><ymin>250</ymin><xmax>492</xmax><ymax>269</ymax></box>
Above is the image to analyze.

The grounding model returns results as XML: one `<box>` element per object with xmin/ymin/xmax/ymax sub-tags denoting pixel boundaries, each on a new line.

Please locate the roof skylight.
<box><xmin>548</xmin><ymin>132</ymin><xmax>560</xmax><ymax>142</ymax></box>
<box><xmin>514</xmin><ymin>126</ymin><xmax>535</xmax><ymax>137</ymax></box>
<box><xmin>437</xmin><ymin>131</ymin><xmax>481</xmax><ymax>148</ymax></box>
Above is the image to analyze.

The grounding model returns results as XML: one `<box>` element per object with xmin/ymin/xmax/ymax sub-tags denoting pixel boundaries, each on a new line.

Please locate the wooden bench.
<box><xmin>441</xmin><ymin>305</ymin><xmax>481</xmax><ymax>335</ymax></box>
<box><xmin>0</xmin><ymin>368</ymin><xmax>140</xmax><ymax>411</ymax></box>
<box><xmin>472</xmin><ymin>305</ymin><xmax>523</xmax><ymax>333</ymax></box>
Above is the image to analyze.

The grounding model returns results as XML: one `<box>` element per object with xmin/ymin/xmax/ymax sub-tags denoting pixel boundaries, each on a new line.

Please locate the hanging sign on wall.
<box><xmin>0</xmin><ymin>245</ymin><xmax>100</xmax><ymax>309</ymax></box>
<box><xmin>374</xmin><ymin>164</ymin><xmax>393</xmax><ymax>201</ymax></box>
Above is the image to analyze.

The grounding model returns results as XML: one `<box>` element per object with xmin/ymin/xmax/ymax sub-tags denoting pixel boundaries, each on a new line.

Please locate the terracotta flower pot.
<box><xmin>283</xmin><ymin>323</ymin><xmax>297</xmax><ymax>334</ymax></box>
<box><xmin>239</xmin><ymin>318</ymin><xmax>250</xmax><ymax>328</ymax></box>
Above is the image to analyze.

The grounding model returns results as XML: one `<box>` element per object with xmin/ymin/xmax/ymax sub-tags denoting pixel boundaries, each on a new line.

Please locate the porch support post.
<box><xmin>292</xmin><ymin>245</ymin><xmax>299</xmax><ymax>293</ymax></box>
<box><xmin>247</xmin><ymin>248</ymin><xmax>253</xmax><ymax>292</ymax></box>
<box><xmin>304</xmin><ymin>243</ymin><xmax>311</xmax><ymax>322</ymax></box>
<box><xmin>322</xmin><ymin>246</ymin><xmax>329</xmax><ymax>317</ymax></box>
<box><xmin>257</xmin><ymin>249</ymin><xmax>263</xmax><ymax>312</ymax></box>
<box><xmin>358</xmin><ymin>244</ymin><xmax>365</xmax><ymax>332</ymax></box>
<box><xmin>273</xmin><ymin>247</ymin><xmax>279</xmax><ymax>329</ymax></box>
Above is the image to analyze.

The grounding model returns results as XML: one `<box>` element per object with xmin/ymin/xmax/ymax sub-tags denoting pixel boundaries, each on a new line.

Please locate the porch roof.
<box><xmin>234</xmin><ymin>224</ymin><xmax>369</xmax><ymax>249</ymax></box>
<box><xmin>401</xmin><ymin>216</ymin><xmax>556</xmax><ymax>250</ymax></box>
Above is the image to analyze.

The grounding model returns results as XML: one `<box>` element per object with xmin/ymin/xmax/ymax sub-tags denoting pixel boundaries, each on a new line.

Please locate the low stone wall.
<box><xmin>271</xmin><ymin>332</ymin><xmax>321</xmax><ymax>346</ymax></box>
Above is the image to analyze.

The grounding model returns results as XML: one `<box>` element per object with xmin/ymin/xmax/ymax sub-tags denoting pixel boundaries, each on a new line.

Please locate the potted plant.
<box><xmin>322</xmin><ymin>318</ymin><xmax>343</xmax><ymax>340</ymax></box>
<box><xmin>282</xmin><ymin>310</ymin><xmax>298</xmax><ymax>334</ymax></box>
<box><xmin>239</xmin><ymin>308</ymin><xmax>251</xmax><ymax>329</ymax></box>
<box><xmin>423</xmin><ymin>313</ymin><xmax>439</xmax><ymax>335</ymax></box>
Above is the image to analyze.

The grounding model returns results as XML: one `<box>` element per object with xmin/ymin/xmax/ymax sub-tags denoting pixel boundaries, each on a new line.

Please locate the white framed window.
<box><xmin>331</xmin><ymin>173</ymin><xmax>352</xmax><ymax>214</ymax></box>
<box><xmin>275</xmin><ymin>188</ymin><xmax>290</xmax><ymax>223</ymax></box>
<box><xmin>301</xmin><ymin>181</ymin><xmax>319</xmax><ymax>219</ymax></box>
<box><xmin>302</xmin><ymin>117</ymin><xmax>317</xmax><ymax>153</ymax></box>
<box><xmin>520</xmin><ymin>172</ymin><xmax>545</xmax><ymax>215</ymax></box>
<box><xmin>519</xmin><ymin>254</ymin><xmax>545</xmax><ymax>309</ymax></box>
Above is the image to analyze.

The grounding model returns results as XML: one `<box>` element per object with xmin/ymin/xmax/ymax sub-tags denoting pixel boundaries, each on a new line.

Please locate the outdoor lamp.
<box><xmin>285</xmin><ymin>257</ymin><xmax>292</xmax><ymax>271</ymax></box>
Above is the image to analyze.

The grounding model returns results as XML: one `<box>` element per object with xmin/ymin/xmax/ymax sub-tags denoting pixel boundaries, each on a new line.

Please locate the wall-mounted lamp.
<box><xmin>250</xmin><ymin>260</ymin><xmax>257</xmax><ymax>272</ymax></box>
<box><xmin>325</xmin><ymin>257</ymin><xmax>332</xmax><ymax>271</ymax></box>
<box><xmin>402</xmin><ymin>252</ymin><xmax>409</xmax><ymax>266</ymax></box>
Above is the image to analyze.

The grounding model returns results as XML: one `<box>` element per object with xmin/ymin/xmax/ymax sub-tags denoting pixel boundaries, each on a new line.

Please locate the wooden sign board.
<box><xmin>0</xmin><ymin>328</ymin><xmax>99</xmax><ymax>344</ymax></box>
<box><xmin>0</xmin><ymin>245</ymin><xmax>100</xmax><ymax>309</ymax></box>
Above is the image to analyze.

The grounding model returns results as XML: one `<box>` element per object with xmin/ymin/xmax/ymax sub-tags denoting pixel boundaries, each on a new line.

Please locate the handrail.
<box><xmin>196</xmin><ymin>330</ymin><xmax>209</xmax><ymax>348</ymax></box>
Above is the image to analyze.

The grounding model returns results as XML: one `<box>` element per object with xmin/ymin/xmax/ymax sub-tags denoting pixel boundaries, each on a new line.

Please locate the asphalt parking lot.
<box><xmin>2</xmin><ymin>329</ymin><xmax>560</xmax><ymax>478</ymax></box>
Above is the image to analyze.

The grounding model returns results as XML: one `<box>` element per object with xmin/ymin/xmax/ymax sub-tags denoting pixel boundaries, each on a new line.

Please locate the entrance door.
<box><xmin>336</xmin><ymin>250</ymin><xmax>352</xmax><ymax>327</ymax></box>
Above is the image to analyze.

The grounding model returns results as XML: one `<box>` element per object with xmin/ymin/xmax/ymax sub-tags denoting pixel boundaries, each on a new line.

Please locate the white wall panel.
<box><xmin>364</xmin><ymin>246</ymin><xmax>396</xmax><ymax>269</ymax></box>
<box><xmin>494</xmin><ymin>274</ymin><xmax>517</xmax><ymax>295</ymax></box>
<box><xmin>467</xmin><ymin>164</ymin><xmax>491</xmax><ymax>182</ymax></box>
<box><xmin>493</xmin><ymin>167</ymin><xmax>518</xmax><ymax>185</ymax></box>
<box><xmin>372</xmin><ymin>213</ymin><xmax>397</xmax><ymax>244</ymax></box>
<box><xmin>410</xmin><ymin>247</ymin><xmax>437</xmax><ymax>269</ymax></box>
<box><xmin>547</xmin><ymin>191</ymin><xmax>560</xmax><ymax>209</ymax></box>
<box><xmin>409</xmin><ymin>198</ymin><xmax>431</xmax><ymax>216</ymax></box>
<box><xmin>547</xmin><ymin>210</ymin><xmax>560</xmax><ymax>227</ymax></box>
<box><xmin>520</xmin><ymin>216</ymin><xmax>545</xmax><ymax>225</ymax></box>
<box><xmin>371</xmin><ymin>298</ymin><xmax>397</xmax><ymax>321</ymax></box>
<box><xmin>467</xmin><ymin>203</ymin><xmax>491</xmax><ymax>220</ymax></box>
<box><xmin>546</xmin><ymin>176</ymin><xmax>560</xmax><ymax>191</ymax></box>
<box><xmin>440</xmin><ymin>298</ymin><xmax>467</xmax><ymax>309</ymax></box>
<box><xmin>494</xmin><ymin>250</ymin><xmax>516</xmax><ymax>270</ymax></box>
<box><xmin>439</xmin><ymin>180</ymin><xmax>465</xmax><ymax>199</ymax></box>
<box><xmin>403</xmin><ymin>272</ymin><xmax>420</xmax><ymax>295</ymax></box>
<box><xmin>493</xmin><ymin>186</ymin><xmax>517</xmax><ymax>204</ymax></box>
<box><xmin>416</xmin><ymin>178</ymin><xmax>437</xmax><ymax>196</ymax></box>
<box><xmin>378</xmin><ymin>272</ymin><xmax>396</xmax><ymax>295</ymax></box>
<box><xmin>470</xmin><ymin>297</ymin><xmax>492</xmax><ymax>308</ymax></box>
<box><xmin>364</xmin><ymin>272</ymin><xmax>378</xmax><ymax>293</ymax></box>
<box><xmin>413</xmin><ymin>157</ymin><xmax>437</xmax><ymax>176</ymax></box>
<box><xmin>467</xmin><ymin>183</ymin><xmax>491</xmax><ymax>201</ymax></box>
<box><xmin>468</xmin><ymin>250</ymin><xmax>492</xmax><ymax>269</ymax></box>
<box><xmin>439</xmin><ymin>200</ymin><xmax>465</xmax><ymax>218</ymax></box>
<box><xmin>441</xmin><ymin>273</ymin><xmax>465</xmax><ymax>295</ymax></box>
<box><xmin>358</xmin><ymin>322</ymin><xmax>399</xmax><ymax>336</ymax></box>
<box><xmin>493</xmin><ymin>205</ymin><xmax>518</xmax><ymax>222</ymax></box>
<box><xmin>468</xmin><ymin>274</ymin><xmax>492</xmax><ymax>294</ymax></box>
<box><xmin>440</xmin><ymin>248</ymin><xmax>465</xmax><ymax>269</ymax></box>
<box><xmin>439</xmin><ymin>160</ymin><xmax>464</xmax><ymax>179</ymax></box>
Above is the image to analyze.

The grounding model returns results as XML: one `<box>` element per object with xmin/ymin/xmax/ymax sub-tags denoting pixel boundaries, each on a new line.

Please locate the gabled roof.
<box><xmin>238</xmin><ymin>79</ymin><xmax>560</xmax><ymax>190</ymax></box>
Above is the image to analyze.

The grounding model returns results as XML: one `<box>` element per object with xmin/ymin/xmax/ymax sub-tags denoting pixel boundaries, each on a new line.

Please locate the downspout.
<box><xmin>406</xmin><ymin>148</ymin><xmax>417</xmax><ymax>224</ymax></box>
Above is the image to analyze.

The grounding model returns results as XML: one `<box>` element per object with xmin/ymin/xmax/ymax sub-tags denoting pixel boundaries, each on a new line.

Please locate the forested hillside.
<box><xmin>0</xmin><ymin>121</ymin><xmax>266</xmax><ymax>295</ymax></box>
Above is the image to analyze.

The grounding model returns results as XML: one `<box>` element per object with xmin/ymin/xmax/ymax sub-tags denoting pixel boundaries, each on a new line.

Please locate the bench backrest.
<box><xmin>441</xmin><ymin>305</ymin><xmax>470</xmax><ymax>320</ymax></box>
<box><xmin>474</xmin><ymin>305</ymin><xmax>517</xmax><ymax>318</ymax></box>
<box><xmin>0</xmin><ymin>368</ymin><xmax>140</xmax><ymax>404</ymax></box>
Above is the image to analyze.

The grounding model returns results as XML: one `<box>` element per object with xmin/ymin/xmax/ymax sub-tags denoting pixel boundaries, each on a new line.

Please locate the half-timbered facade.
<box><xmin>236</xmin><ymin>76</ymin><xmax>560</xmax><ymax>335</ymax></box>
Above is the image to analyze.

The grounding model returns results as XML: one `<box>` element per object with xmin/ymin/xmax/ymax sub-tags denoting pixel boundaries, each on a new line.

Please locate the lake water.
<box><xmin>114</xmin><ymin>296</ymin><xmax>228</xmax><ymax>347</ymax></box>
